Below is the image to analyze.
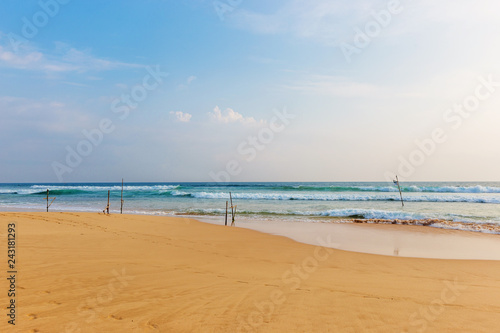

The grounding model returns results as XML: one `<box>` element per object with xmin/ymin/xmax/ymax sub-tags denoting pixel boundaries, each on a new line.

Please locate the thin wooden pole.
<box><xmin>107</xmin><ymin>190</ymin><xmax>110</xmax><ymax>214</ymax></box>
<box><xmin>45</xmin><ymin>189</ymin><xmax>56</xmax><ymax>212</ymax></box>
<box><xmin>230</xmin><ymin>192</ymin><xmax>234</xmax><ymax>223</ymax></box>
<box><xmin>225</xmin><ymin>201</ymin><xmax>228</xmax><ymax>226</ymax></box>
<box><xmin>232</xmin><ymin>206</ymin><xmax>236</xmax><ymax>227</ymax></box>
<box><xmin>395</xmin><ymin>175</ymin><xmax>404</xmax><ymax>207</ymax></box>
<box><xmin>120</xmin><ymin>178</ymin><xmax>124</xmax><ymax>214</ymax></box>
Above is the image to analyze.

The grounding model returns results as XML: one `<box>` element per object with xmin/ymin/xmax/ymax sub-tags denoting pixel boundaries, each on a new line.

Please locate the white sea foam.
<box><xmin>358</xmin><ymin>186</ymin><xmax>398</xmax><ymax>192</ymax></box>
<box><xmin>30</xmin><ymin>184</ymin><xmax>180</xmax><ymax>192</ymax></box>
<box><xmin>0</xmin><ymin>189</ymin><xmax>19</xmax><ymax>194</ymax></box>
<box><xmin>355</xmin><ymin>185</ymin><xmax>500</xmax><ymax>193</ymax></box>
<box><xmin>415</xmin><ymin>185</ymin><xmax>500</xmax><ymax>193</ymax></box>
<box><xmin>0</xmin><ymin>189</ymin><xmax>44</xmax><ymax>195</ymax></box>
<box><xmin>178</xmin><ymin>207</ymin><xmax>431</xmax><ymax>220</ymax></box>
<box><xmin>11</xmin><ymin>184</ymin><xmax>500</xmax><ymax>195</ymax></box>
<box><xmin>307</xmin><ymin>184</ymin><xmax>500</xmax><ymax>193</ymax></box>
<box><xmin>311</xmin><ymin>209</ymin><xmax>428</xmax><ymax>220</ymax></box>
<box><xmin>170</xmin><ymin>191</ymin><xmax>500</xmax><ymax>204</ymax></box>
<box><xmin>178</xmin><ymin>207</ymin><xmax>500</xmax><ymax>234</ymax></box>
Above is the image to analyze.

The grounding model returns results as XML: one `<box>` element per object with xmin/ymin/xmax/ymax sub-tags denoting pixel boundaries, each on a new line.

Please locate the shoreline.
<box><xmin>2</xmin><ymin>205</ymin><xmax>500</xmax><ymax>236</ymax></box>
<box><xmin>195</xmin><ymin>214</ymin><xmax>500</xmax><ymax>260</ymax></box>
<box><xmin>1</xmin><ymin>212</ymin><xmax>500</xmax><ymax>332</ymax></box>
<box><xmin>2</xmin><ymin>209</ymin><xmax>500</xmax><ymax>260</ymax></box>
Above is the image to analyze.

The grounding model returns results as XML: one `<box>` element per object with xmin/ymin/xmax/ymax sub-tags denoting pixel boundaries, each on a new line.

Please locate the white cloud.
<box><xmin>208</xmin><ymin>106</ymin><xmax>265</xmax><ymax>125</ymax></box>
<box><xmin>177</xmin><ymin>75</ymin><xmax>197</xmax><ymax>90</ymax></box>
<box><xmin>416</xmin><ymin>0</ymin><xmax>500</xmax><ymax>24</ymax></box>
<box><xmin>228</xmin><ymin>0</ymin><xmax>375</xmax><ymax>44</ymax></box>
<box><xmin>0</xmin><ymin>46</ymin><xmax>43</xmax><ymax>68</ymax></box>
<box><xmin>170</xmin><ymin>111</ymin><xmax>192</xmax><ymax>122</ymax></box>
<box><xmin>282</xmin><ymin>72</ymin><xmax>488</xmax><ymax>101</ymax></box>
<box><xmin>0</xmin><ymin>96</ymin><xmax>91</xmax><ymax>135</ymax></box>
<box><xmin>282</xmin><ymin>74</ymin><xmax>387</xmax><ymax>97</ymax></box>
<box><xmin>227</xmin><ymin>0</ymin><xmax>500</xmax><ymax>46</ymax></box>
<box><xmin>0</xmin><ymin>37</ymin><xmax>142</xmax><ymax>73</ymax></box>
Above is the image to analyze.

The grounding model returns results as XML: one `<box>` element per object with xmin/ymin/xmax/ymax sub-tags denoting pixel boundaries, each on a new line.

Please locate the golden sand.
<box><xmin>1</xmin><ymin>212</ymin><xmax>500</xmax><ymax>332</ymax></box>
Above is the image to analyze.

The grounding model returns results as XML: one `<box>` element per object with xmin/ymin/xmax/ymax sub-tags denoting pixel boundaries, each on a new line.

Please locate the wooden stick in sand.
<box><xmin>232</xmin><ymin>206</ymin><xmax>237</xmax><ymax>227</ymax></box>
<box><xmin>45</xmin><ymin>189</ymin><xmax>56</xmax><ymax>212</ymax></box>
<box><xmin>120</xmin><ymin>178</ymin><xmax>124</xmax><ymax>214</ymax></box>
<box><xmin>225</xmin><ymin>201</ymin><xmax>228</xmax><ymax>226</ymax></box>
<box><xmin>229</xmin><ymin>192</ymin><xmax>236</xmax><ymax>226</ymax></box>
<box><xmin>394</xmin><ymin>175</ymin><xmax>404</xmax><ymax>207</ymax></box>
<box><xmin>103</xmin><ymin>190</ymin><xmax>110</xmax><ymax>214</ymax></box>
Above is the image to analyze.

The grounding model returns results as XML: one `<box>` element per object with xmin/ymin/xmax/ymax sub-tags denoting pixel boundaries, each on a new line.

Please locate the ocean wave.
<box><xmin>169</xmin><ymin>191</ymin><xmax>500</xmax><ymax>204</ymax></box>
<box><xmin>0</xmin><ymin>184</ymin><xmax>183</xmax><ymax>196</ymax></box>
<box><xmin>310</xmin><ymin>209</ymin><xmax>429</xmax><ymax>220</ymax></box>
<box><xmin>4</xmin><ymin>184</ymin><xmax>500</xmax><ymax>196</ymax></box>
<box><xmin>267</xmin><ymin>185</ymin><xmax>400</xmax><ymax>192</ymax></box>
<box><xmin>0</xmin><ymin>190</ymin><xmax>18</xmax><ymax>194</ymax></box>
<box><xmin>270</xmin><ymin>184</ymin><xmax>500</xmax><ymax>193</ymax></box>
<box><xmin>180</xmin><ymin>207</ymin><xmax>429</xmax><ymax>220</ymax></box>
<box><xmin>31</xmin><ymin>189</ymin><xmax>90</xmax><ymax>195</ymax></box>
<box><xmin>31</xmin><ymin>184</ymin><xmax>181</xmax><ymax>192</ymax></box>
<box><xmin>405</xmin><ymin>185</ymin><xmax>500</xmax><ymax>193</ymax></box>
<box><xmin>175</xmin><ymin>208</ymin><xmax>500</xmax><ymax>234</ymax></box>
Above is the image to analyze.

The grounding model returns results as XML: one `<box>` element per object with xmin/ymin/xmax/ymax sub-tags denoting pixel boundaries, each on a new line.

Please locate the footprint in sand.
<box><xmin>147</xmin><ymin>322</ymin><xmax>159</xmax><ymax>329</ymax></box>
<box><xmin>109</xmin><ymin>314</ymin><xmax>123</xmax><ymax>320</ymax></box>
<box><xmin>27</xmin><ymin>313</ymin><xmax>38</xmax><ymax>320</ymax></box>
<box><xmin>48</xmin><ymin>300</ymin><xmax>62</xmax><ymax>305</ymax></box>
<box><xmin>29</xmin><ymin>329</ymin><xmax>39</xmax><ymax>333</ymax></box>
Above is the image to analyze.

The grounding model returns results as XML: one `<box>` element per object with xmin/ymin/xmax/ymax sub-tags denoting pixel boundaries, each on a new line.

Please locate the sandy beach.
<box><xmin>2</xmin><ymin>212</ymin><xmax>500</xmax><ymax>333</ymax></box>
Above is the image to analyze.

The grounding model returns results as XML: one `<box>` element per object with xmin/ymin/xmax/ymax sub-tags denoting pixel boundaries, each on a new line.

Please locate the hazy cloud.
<box><xmin>228</xmin><ymin>0</ymin><xmax>500</xmax><ymax>46</ymax></box>
<box><xmin>208</xmin><ymin>106</ymin><xmax>265</xmax><ymax>125</ymax></box>
<box><xmin>170</xmin><ymin>111</ymin><xmax>192</xmax><ymax>122</ymax></box>
<box><xmin>0</xmin><ymin>96</ymin><xmax>91</xmax><ymax>135</ymax></box>
<box><xmin>0</xmin><ymin>37</ymin><xmax>142</xmax><ymax>73</ymax></box>
<box><xmin>282</xmin><ymin>74</ymin><xmax>387</xmax><ymax>97</ymax></box>
<box><xmin>228</xmin><ymin>0</ymin><xmax>377</xmax><ymax>44</ymax></box>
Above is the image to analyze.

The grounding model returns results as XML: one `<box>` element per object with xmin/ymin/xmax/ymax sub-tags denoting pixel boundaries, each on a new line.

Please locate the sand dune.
<box><xmin>1</xmin><ymin>212</ymin><xmax>500</xmax><ymax>332</ymax></box>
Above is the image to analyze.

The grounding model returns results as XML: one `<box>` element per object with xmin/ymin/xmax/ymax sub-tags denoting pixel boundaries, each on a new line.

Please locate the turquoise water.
<box><xmin>1</xmin><ymin>182</ymin><xmax>499</xmax><ymax>232</ymax></box>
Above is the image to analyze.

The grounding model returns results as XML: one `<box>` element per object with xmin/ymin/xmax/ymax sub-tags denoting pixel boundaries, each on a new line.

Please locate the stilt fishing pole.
<box><xmin>393</xmin><ymin>175</ymin><xmax>404</xmax><ymax>207</ymax></box>
<box><xmin>45</xmin><ymin>189</ymin><xmax>56</xmax><ymax>212</ymax></box>
<box><xmin>229</xmin><ymin>192</ymin><xmax>236</xmax><ymax>226</ymax></box>
<box><xmin>120</xmin><ymin>178</ymin><xmax>124</xmax><ymax>214</ymax></box>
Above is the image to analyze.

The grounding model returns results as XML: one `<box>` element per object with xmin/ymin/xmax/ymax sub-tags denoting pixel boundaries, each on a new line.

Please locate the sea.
<box><xmin>1</xmin><ymin>182</ymin><xmax>500</xmax><ymax>234</ymax></box>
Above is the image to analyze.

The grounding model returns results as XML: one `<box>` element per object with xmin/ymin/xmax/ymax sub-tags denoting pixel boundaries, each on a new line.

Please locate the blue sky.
<box><xmin>1</xmin><ymin>0</ymin><xmax>500</xmax><ymax>182</ymax></box>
